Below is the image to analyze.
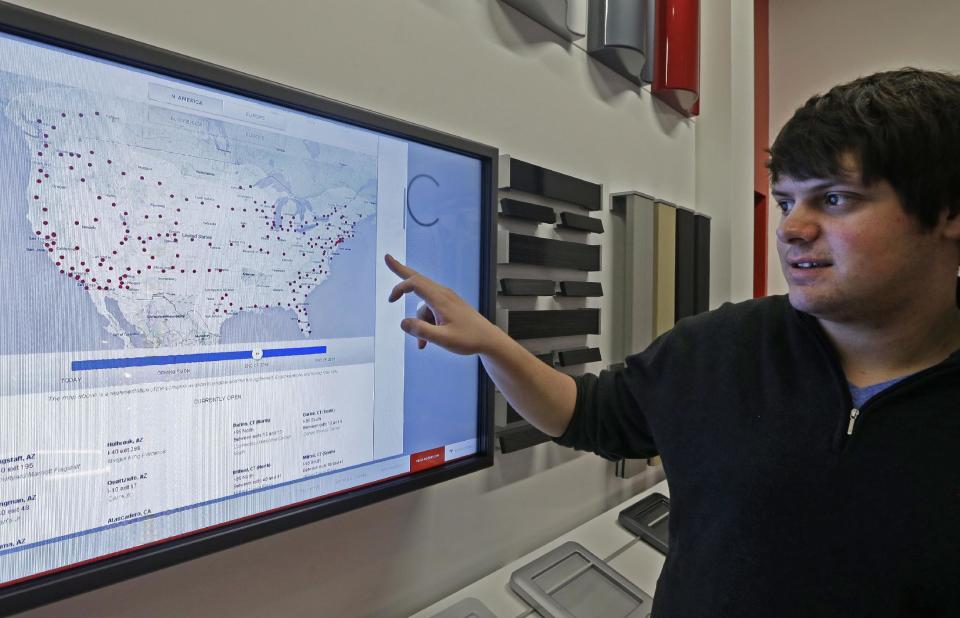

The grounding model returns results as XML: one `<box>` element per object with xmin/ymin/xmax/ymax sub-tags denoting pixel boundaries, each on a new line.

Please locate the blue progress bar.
<box><xmin>71</xmin><ymin>346</ymin><xmax>327</xmax><ymax>371</ymax></box>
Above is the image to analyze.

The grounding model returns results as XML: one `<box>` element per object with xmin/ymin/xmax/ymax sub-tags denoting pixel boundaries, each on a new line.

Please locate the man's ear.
<box><xmin>942</xmin><ymin>208</ymin><xmax>960</xmax><ymax>241</ymax></box>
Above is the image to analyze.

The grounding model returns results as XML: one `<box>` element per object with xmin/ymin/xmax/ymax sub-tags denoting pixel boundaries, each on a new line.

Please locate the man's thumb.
<box><xmin>400</xmin><ymin>317</ymin><xmax>444</xmax><ymax>345</ymax></box>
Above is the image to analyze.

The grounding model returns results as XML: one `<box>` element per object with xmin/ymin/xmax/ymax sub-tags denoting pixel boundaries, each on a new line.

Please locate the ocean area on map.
<box><xmin>0</xmin><ymin>99</ymin><xmax>128</xmax><ymax>356</ymax></box>
<box><xmin>219</xmin><ymin>212</ymin><xmax>377</xmax><ymax>343</ymax></box>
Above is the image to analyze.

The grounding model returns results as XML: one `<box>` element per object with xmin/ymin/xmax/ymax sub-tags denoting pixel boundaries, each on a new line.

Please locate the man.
<box><xmin>387</xmin><ymin>68</ymin><xmax>960</xmax><ymax>617</ymax></box>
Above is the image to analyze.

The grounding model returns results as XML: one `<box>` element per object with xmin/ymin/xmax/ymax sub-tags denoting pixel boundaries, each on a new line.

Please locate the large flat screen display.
<box><xmin>0</xmin><ymin>4</ymin><xmax>494</xmax><ymax>611</ymax></box>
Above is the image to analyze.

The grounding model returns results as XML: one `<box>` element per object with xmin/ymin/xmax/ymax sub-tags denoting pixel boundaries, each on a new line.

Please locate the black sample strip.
<box><xmin>499</xmin><ymin>198</ymin><xmax>556</xmax><ymax>224</ymax></box>
<box><xmin>500</xmin><ymin>278</ymin><xmax>556</xmax><ymax>296</ymax></box>
<box><xmin>674</xmin><ymin>208</ymin><xmax>696</xmax><ymax>321</ymax></box>
<box><xmin>556</xmin><ymin>347</ymin><xmax>602</xmax><ymax>366</ymax></box>
<box><xmin>617</xmin><ymin>492</ymin><xmax>670</xmax><ymax>555</ymax></box>
<box><xmin>508</xmin><ymin>158</ymin><xmax>602</xmax><ymax>211</ymax></box>
<box><xmin>558</xmin><ymin>211</ymin><xmax>604</xmax><ymax>233</ymax></box>
<box><xmin>558</xmin><ymin>281</ymin><xmax>603</xmax><ymax>297</ymax></box>
<box><xmin>507</xmin><ymin>309</ymin><xmax>600</xmax><ymax>339</ymax></box>
<box><xmin>536</xmin><ymin>352</ymin><xmax>556</xmax><ymax>365</ymax></box>
<box><xmin>498</xmin><ymin>422</ymin><xmax>552</xmax><ymax>453</ymax></box>
<box><xmin>508</xmin><ymin>234</ymin><xmax>600</xmax><ymax>271</ymax></box>
<box><xmin>694</xmin><ymin>214</ymin><xmax>711</xmax><ymax>315</ymax></box>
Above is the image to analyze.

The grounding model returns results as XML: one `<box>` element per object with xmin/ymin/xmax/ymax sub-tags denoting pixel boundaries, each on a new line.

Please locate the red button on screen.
<box><xmin>410</xmin><ymin>447</ymin><xmax>445</xmax><ymax>472</ymax></box>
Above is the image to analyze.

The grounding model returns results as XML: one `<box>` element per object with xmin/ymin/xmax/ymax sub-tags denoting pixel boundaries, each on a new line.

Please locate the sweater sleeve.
<box><xmin>553</xmin><ymin>364</ymin><xmax>659</xmax><ymax>461</ymax></box>
<box><xmin>552</xmin><ymin>302</ymin><xmax>740</xmax><ymax>460</ymax></box>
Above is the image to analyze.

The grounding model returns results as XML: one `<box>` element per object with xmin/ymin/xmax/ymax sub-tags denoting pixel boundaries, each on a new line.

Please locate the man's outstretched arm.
<box><xmin>385</xmin><ymin>254</ymin><xmax>577</xmax><ymax>437</ymax></box>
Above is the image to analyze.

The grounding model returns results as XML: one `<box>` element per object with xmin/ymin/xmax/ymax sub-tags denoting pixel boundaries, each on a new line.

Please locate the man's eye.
<box><xmin>776</xmin><ymin>200</ymin><xmax>793</xmax><ymax>214</ymax></box>
<box><xmin>824</xmin><ymin>192</ymin><xmax>847</xmax><ymax>207</ymax></box>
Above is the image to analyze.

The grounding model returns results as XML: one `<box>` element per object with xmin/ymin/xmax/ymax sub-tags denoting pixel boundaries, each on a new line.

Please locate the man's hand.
<box><xmin>384</xmin><ymin>254</ymin><xmax>577</xmax><ymax>437</ymax></box>
<box><xmin>385</xmin><ymin>254</ymin><xmax>504</xmax><ymax>354</ymax></box>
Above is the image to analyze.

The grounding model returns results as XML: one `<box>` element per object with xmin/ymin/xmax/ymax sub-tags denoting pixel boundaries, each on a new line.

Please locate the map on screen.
<box><xmin>2</xmin><ymin>80</ymin><xmax>378</xmax><ymax>353</ymax></box>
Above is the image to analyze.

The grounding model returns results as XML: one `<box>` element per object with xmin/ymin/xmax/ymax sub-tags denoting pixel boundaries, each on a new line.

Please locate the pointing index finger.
<box><xmin>385</xmin><ymin>258</ymin><xmax>446</xmax><ymax>306</ymax></box>
<box><xmin>385</xmin><ymin>253</ymin><xmax>418</xmax><ymax>279</ymax></box>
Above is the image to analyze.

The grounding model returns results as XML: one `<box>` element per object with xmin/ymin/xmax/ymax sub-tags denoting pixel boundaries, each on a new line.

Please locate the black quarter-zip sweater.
<box><xmin>556</xmin><ymin>295</ymin><xmax>960</xmax><ymax>617</ymax></box>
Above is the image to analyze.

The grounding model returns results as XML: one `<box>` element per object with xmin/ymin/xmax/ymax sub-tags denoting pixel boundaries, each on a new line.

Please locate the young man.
<box><xmin>386</xmin><ymin>68</ymin><xmax>960</xmax><ymax>617</ymax></box>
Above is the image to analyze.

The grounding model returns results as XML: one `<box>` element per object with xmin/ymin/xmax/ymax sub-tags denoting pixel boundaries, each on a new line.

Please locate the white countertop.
<box><xmin>414</xmin><ymin>479</ymin><xmax>670</xmax><ymax>617</ymax></box>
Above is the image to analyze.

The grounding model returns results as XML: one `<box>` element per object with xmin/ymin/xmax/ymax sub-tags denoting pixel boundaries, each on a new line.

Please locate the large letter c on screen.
<box><xmin>406</xmin><ymin>173</ymin><xmax>440</xmax><ymax>227</ymax></box>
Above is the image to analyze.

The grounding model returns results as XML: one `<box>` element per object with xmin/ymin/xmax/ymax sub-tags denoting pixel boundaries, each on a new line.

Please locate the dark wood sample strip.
<box><xmin>535</xmin><ymin>352</ymin><xmax>556</xmax><ymax>365</ymax></box>
<box><xmin>507</xmin><ymin>234</ymin><xmax>601</xmax><ymax>271</ymax></box>
<box><xmin>674</xmin><ymin>208</ymin><xmax>696</xmax><ymax>321</ymax></box>
<box><xmin>558</xmin><ymin>211</ymin><xmax>604</xmax><ymax>233</ymax></box>
<box><xmin>506</xmin><ymin>157</ymin><xmax>602</xmax><ymax>211</ymax></box>
<box><xmin>506</xmin><ymin>308</ymin><xmax>600</xmax><ymax>339</ymax></box>
<box><xmin>694</xmin><ymin>214</ymin><xmax>711</xmax><ymax>315</ymax></box>
<box><xmin>499</xmin><ymin>198</ymin><xmax>556</xmax><ymax>224</ymax></box>
<box><xmin>558</xmin><ymin>281</ymin><xmax>603</xmax><ymax>297</ymax></box>
<box><xmin>500</xmin><ymin>278</ymin><xmax>556</xmax><ymax>296</ymax></box>
<box><xmin>498</xmin><ymin>421</ymin><xmax>552</xmax><ymax>453</ymax></box>
<box><xmin>556</xmin><ymin>347</ymin><xmax>602</xmax><ymax>366</ymax></box>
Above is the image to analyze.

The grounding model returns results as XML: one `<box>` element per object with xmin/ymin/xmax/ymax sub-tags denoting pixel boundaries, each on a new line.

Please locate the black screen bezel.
<box><xmin>0</xmin><ymin>2</ymin><xmax>496</xmax><ymax>613</ymax></box>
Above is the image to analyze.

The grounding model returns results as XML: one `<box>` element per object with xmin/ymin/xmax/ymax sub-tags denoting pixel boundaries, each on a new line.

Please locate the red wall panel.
<box><xmin>652</xmin><ymin>0</ymin><xmax>700</xmax><ymax>117</ymax></box>
<box><xmin>754</xmin><ymin>0</ymin><xmax>769</xmax><ymax>297</ymax></box>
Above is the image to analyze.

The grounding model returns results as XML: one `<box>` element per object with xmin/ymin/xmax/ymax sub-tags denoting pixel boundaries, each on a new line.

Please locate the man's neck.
<box><xmin>818</xmin><ymin>302</ymin><xmax>960</xmax><ymax>388</ymax></box>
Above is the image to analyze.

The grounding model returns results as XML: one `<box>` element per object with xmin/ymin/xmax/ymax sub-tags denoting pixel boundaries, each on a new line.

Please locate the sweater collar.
<box><xmin>784</xmin><ymin>295</ymin><xmax>960</xmax><ymax>370</ymax></box>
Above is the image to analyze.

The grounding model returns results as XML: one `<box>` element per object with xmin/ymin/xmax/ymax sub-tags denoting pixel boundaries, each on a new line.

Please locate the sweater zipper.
<box><xmin>794</xmin><ymin>314</ymin><xmax>866</xmax><ymax>449</ymax></box>
<box><xmin>796</xmin><ymin>310</ymin><xmax>960</xmax><ymax>449</ymax></box>
<box><xmin>846</xmin><ymin>408</ymin><xmax>860</xmax><ymax>435</ymax></box>
<box><xmin>840</xmin><ymin>362</ymin><xmax>957</xmax><ymax>443</ymax></box>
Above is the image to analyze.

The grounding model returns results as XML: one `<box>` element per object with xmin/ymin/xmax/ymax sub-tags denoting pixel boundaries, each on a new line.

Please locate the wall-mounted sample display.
<box><xmin>674</xmin><ymin>207</ymin><xmax>697</xmax><ymax>321</ymax></box>
<box><xmin>499</xmin><ymin>198</ymin><xmax>557</xmax><ymax>224</ymax></box>
<box><xmin>500</xmin><ymin>232</ymin><xmax>601</xmax><ymax>271</ymax></box>
<box><xmin>556</xmin><ymin>346</ymin><xmax>602</xmax><ymax>367</ymax></box>
<box><xmin>586</xmin><ymin>0</ymin><xmax>647</xmax><ymax>86</ymax></box>
<box><xmin>494</xmin><ymin>155</ymin><xmax>603</xmax><ymax>452</ymax></box>
<box><xmin>498</xmin><ymin>421</ymin><xmax>552</xmax><ymax>453</ymax></box>
<box><xmin>500</xmin><ymin>278</ymin><xmax>557</xmax><ymax>296</ymax></box>
<box><xmin>558</xmin><ymin>211</ymin><xmax>604</xmax><ymax>233</ymax></box>
<box><xmin>558</xmin><ymin>281</ymin><xmax>603</xmax><ymax>297</ymax></box>
<box><xmin>500</xmin><ymin>0</ymin><xmax>587</xmax><ymax>42</ymax></box>
<box><xmin>654</xmin><ymin>201</ymin><xmax>678</xmax><ymax>336</ymax></box>
<box><xmin>694</xmin><ymin>214</ymin><xmax>711</xmax><ymax>314</ymax></box>
<box><xmin>499</xmin><ymin>155</ymin><xmax>602</xmax><ymax>211</ymax></box>
<box><xmin>640</xmin><ymin>0</ymin><xmax>657</xmax><ymax>84</ymax></box>
<box><xmin>610</xmin><ymin>192</ymin><xmax>658</xmax><ymax>473</ymax></box>
<box><xmin>505</xmin><ymin>309</ymin><xmax>600</xmax><ymax>339</ymax></box>
<box><xmin>652</xmin><ymin>0</ymin><xmax>700</xmax><ymax>117</ymax></box>
<box><xmin>610</xmin><ymin>192</ymin><xmax>656</xmax><ymax>361</ymax></box>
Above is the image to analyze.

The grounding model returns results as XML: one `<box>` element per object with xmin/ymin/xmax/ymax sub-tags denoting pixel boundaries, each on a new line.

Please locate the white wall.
<box><xmin>767</xmin><ymin>0</ymin><xmax>960</xmax><ymax>295</ymax></box>
<box><xmin>697</xmin><ymin>0</ymin><xmax>755</xmax><ymax>305</ymax></box>
<box><xmin>8</xmin><ymin>1</ymin><xmax>755</xmax><ymax>615</ymax></box>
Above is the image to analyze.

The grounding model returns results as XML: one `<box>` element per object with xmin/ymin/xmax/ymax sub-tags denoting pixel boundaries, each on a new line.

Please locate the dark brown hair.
<box><xmin>768</xmin><ymin>68</ymin><xmax>960</xmax><ymax>229</ymax></box>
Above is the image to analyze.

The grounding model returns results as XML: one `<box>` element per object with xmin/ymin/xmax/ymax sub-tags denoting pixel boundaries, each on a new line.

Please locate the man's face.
<box><xmin>772</xmin><ymin>154</ymin><xmax>946</xmax><ymax>323</ymax></box>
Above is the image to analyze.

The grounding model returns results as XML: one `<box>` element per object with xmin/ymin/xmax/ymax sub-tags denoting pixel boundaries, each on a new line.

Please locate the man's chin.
<box><xmin>787</xmin><ymin>290</ymin><xmax>827</xmax><ymax>316</ymax></box>
<box><xmin>787</xmin><ymin>289</ymin><xmax>848</xmax><ymax>321</ymax></box>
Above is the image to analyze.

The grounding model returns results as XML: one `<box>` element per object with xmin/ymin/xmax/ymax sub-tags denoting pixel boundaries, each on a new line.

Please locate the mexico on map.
<box><xmin>0</xmin><ymin>75</ymin><xmax>379</xmax><ymax>355</ymax></box>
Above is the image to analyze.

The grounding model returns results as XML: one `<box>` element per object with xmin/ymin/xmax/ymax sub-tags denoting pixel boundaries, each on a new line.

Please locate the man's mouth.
<box><xmin>790</xmin><ymin>260</ymin><xmax>832</xmax><ymax>269</ymax></box>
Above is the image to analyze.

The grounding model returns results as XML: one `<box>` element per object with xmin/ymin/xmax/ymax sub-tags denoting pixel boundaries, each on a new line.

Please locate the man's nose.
<box><xmin>776</xmin><ymin>201</ymin><xmax>820</xmax><ymax>244</ymax></box>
